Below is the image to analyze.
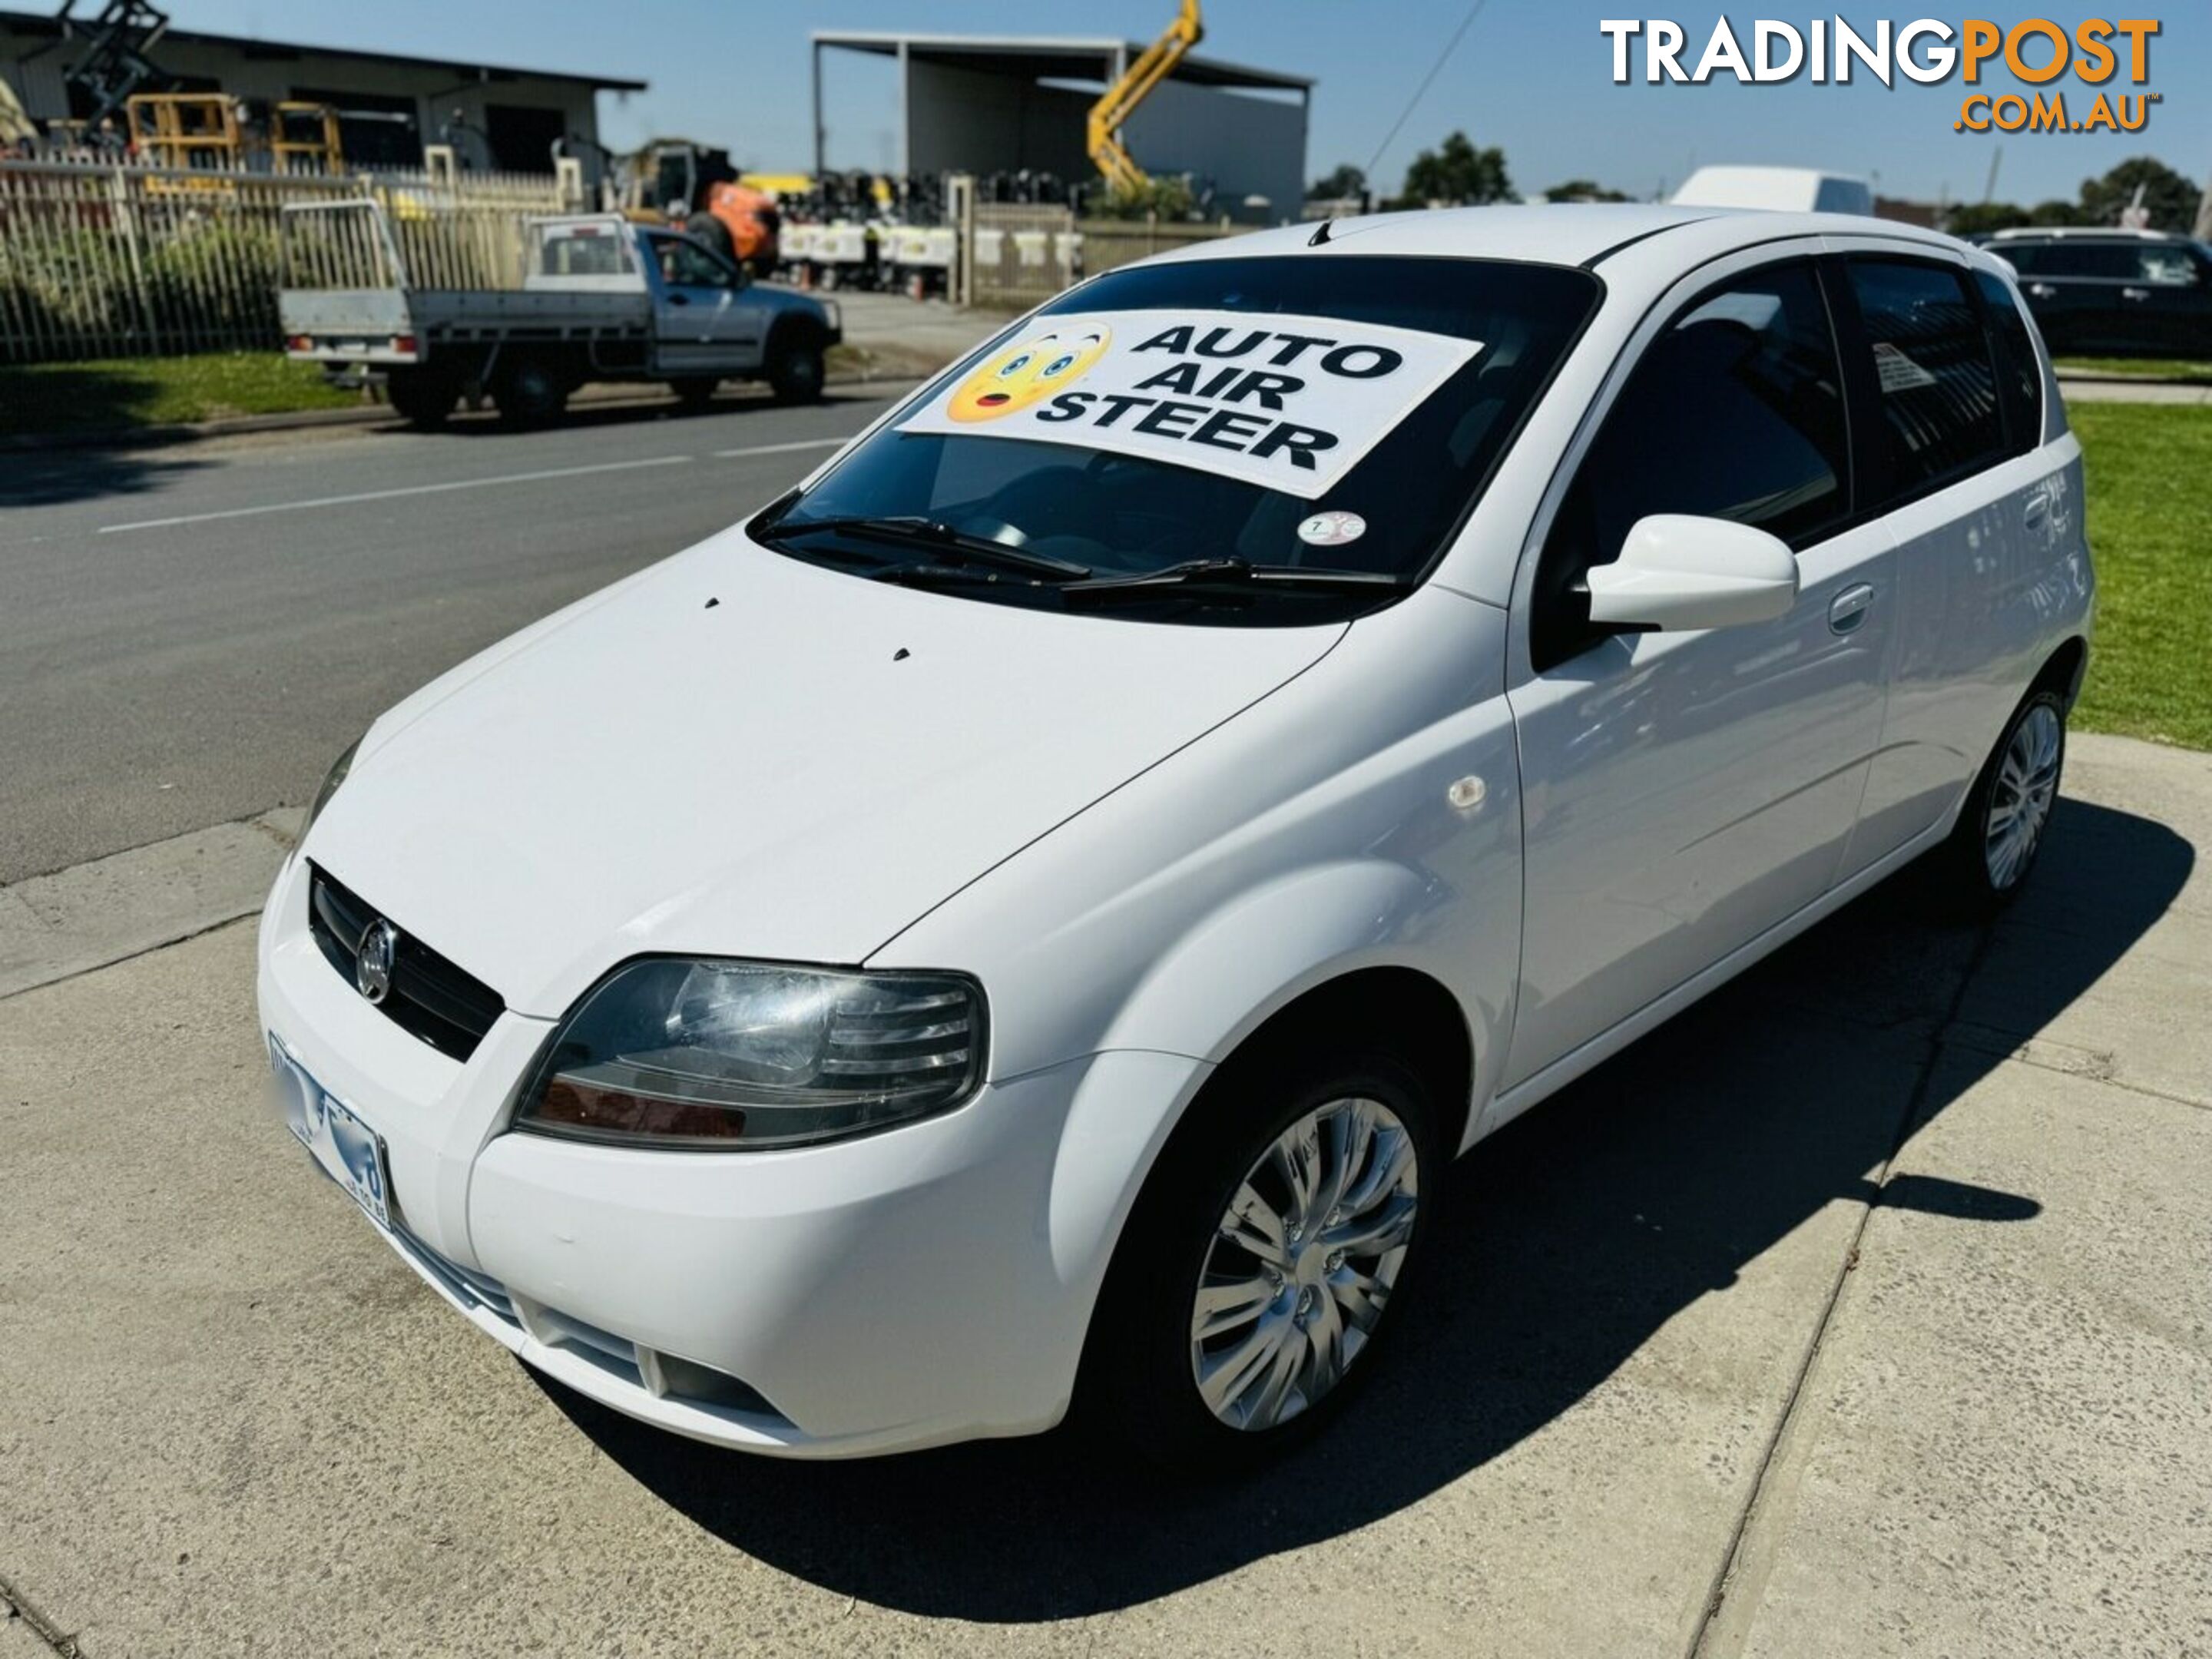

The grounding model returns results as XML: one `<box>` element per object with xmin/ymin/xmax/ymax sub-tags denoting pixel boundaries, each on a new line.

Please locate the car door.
<box><xmin>2006</xmin><ymin>240</ymin><xmax>2115</xmax><ymax>355</ymax></box>
<box><xmin>648</xmin><ymin>233</ymin><xmax>764</xmax><ymax>373</ymax></box>
<box><xmin>1502</xmin><ymin>251</ymin><xmax>1896</xmax><ymax>1092</ymax></box>
<box><xmin>1846</xmin><ymin>255</ymin><xmax>2067</xmax><ymax>864</ymax></box>
<box><xmin>2124</xmin><ymin>240</ymin><xmax>2212</xmax><ymax>357</ymax></box>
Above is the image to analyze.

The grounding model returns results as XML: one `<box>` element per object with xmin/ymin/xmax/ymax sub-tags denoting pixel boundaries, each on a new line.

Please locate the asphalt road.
<box><xmin>0</xmin><ymin>388</ymin><xmax>907</xmax><ymax>885</ymax></box>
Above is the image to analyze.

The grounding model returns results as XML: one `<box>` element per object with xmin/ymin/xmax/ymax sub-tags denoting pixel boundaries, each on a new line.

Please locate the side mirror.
<box><xmin>1585</xmin><ymin>515</ymin><xmax>1800</xmax><ymax>634</ymax></box>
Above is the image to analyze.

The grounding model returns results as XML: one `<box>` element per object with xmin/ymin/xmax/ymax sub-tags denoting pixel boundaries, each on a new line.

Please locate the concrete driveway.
<box><xmin>2</xmin><ymin>733</ymin><xmax>2208</xmax><ymax>1658</ymax></box>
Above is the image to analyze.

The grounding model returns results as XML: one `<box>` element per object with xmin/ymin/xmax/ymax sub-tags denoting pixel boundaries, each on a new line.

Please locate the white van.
<box><xmin>263</xmin><ymin>205</ymin><xmax>2089</xmax><ymax>1466</ymax></box>
<box><xmin>1672</xmin><ymin>166</ymin><xmax>1876</xmax><ymax>216</ymax></box>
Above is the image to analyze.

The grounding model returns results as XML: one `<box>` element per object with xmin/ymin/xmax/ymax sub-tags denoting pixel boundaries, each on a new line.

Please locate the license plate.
<box><xmin>270</xmin><ymin>1035</ymin><xmax>392</xmax><ymax>1230</ymax></box>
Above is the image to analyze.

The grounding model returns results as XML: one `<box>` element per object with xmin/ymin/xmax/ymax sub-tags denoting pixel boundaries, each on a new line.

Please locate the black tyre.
<box><xmin>671</xmin><ymin>376</ymin><xmax>720</xmax><ymax>410</ymax></box>
<box><xmin>492</xmin><ymin>356</ymin><xmax>568</xmax><ymax>428</ymax></box>
<box><xmin>1079</xmin><ymin>1039</ymin><xmax>1442</xmax><ymax>1473</ymax></box>
<box><xmin>767</xmin><ymin>333</ymin><xmax>826</xmax><ymax>403</ymax></box>
<box><xmin>383</xmin><ymin>366</ymin><xmax>455</xmax><ymax>429</ymax></box>
<box><xmin>1936</xmin><ymin>687</ymin><xmax>2068</xmax><ymax>912</ymax></box>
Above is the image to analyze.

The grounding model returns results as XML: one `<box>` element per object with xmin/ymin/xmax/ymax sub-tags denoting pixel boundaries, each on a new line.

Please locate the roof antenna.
<box><xmin>1309</xmin><ymin>219</ymin><xmax>1333</xmax><ymax>247</ymax></box>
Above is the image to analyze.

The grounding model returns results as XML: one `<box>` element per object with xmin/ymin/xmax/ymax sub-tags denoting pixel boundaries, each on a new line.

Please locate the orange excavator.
<box><xmin>1086</xmin><ymin>0</ymin><xmax>1204</xmax><ymax>195</ymax></box>
<box><xmin>617</xmin><ymin>139</ymin><xmax>780</xmax><ymax>273</ymax></box>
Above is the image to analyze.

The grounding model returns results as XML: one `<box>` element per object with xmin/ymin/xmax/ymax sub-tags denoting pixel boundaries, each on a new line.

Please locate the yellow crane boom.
<box><xmin>1087</xmin><ymin>0</ymin><xmax>1203</xmax><ymax>195</ymax></box>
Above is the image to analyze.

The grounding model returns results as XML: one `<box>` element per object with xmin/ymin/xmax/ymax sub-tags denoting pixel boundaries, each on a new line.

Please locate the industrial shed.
<box><xmin>811</xmin><ymin>30</ymin><xmax>1310</xmax><ymax>224</ymax></box>
<box><xmin>0</xmin><ymin>9</ymin><xmax>642</xmax><ymax>177</ymax></box>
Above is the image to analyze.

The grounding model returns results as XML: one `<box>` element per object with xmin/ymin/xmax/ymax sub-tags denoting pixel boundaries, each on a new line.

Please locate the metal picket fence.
<box><xmin>959</xmin><ymin>199</ymin><xmax>1243</xmax><ymax>311</ymax></box>
<box><xmin>0</xmin><ymin>160</ymin><xmax>568</xmax><ymax>363</ymax></box>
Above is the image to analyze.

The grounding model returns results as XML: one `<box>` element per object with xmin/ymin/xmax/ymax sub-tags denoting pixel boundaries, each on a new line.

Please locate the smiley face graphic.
<box><xmin>945</xmin><ymin>326</ymin><xmax>1113</xmax><ymax>421</ymax></box>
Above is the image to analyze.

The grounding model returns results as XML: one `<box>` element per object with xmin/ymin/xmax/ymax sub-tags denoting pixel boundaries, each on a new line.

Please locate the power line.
<box><xmin>1362</xmin><ymin>0</ymin><xmax>1492</xmax><ymax>186</ymax></box>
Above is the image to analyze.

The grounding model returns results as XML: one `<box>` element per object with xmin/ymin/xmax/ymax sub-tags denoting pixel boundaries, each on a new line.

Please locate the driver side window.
<box><xmin>657</xmin><ymin>237</ymin><xmax>733</xmax><ymax>290</ymax></box>
<box><xmin>1532</xmin><ymin>260</ymin><xmax>1851</xmax><ymax>671</ymax></box>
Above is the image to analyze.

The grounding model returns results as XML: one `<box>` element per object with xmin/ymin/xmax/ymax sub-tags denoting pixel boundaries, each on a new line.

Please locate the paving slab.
<box><xmin>0</xmin><ymin>734</ymin><xmax>2203</xmax><ymax>1657</ymax></box>
<box><xmin>0</xmin><ymin>810</ymin><xmax>299</xmax><ymax>1001</ymax></box>
<box><xmin>0</xmin><ymin>918</ymin><xmax>1933</xmax><ymax>1657</ymax></box>
<box><xmin>1702</xmin><ymin>1053</ymin><xmax>2212</xmax><ymax>1659</ymax></box>
<box><xmin>2056</xmin><ymin>375</ymin><xmax>2212</xmax><ymax>406</ymax></box>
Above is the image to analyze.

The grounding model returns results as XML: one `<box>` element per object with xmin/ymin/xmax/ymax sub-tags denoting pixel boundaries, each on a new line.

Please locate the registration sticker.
<box><xmin>899</xmin><ymin>309</ymin><xmax>1481</xmax><ymax>500</ymax></box>
<box><xmin>1297</xmin><ymin>510</ymin><xmax>1368</xmax><ymax>548</ymax></box>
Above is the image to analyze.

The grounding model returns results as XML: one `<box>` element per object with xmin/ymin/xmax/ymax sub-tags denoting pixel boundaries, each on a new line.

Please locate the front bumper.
<box><xmin>257</xmin><ymin>853</ymin><xmax>1201</xmax><ymax>1457</ymax></box>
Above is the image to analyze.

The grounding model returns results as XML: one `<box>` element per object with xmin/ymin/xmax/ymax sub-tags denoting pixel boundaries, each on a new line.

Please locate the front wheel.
<box><xmin>767</xmin><ymin>336</ymin><xmax>826</xmax><ymax>403</ymax></box>
<box><xmin>1939</xmin><ymin>687</ymin><xmax>2068</xmax><ymax>910</ymax></box>
<box><xmin>1081</xmin><ymin>1043</ymin><xmax>1439</xmax><ymax>1471</ymax></box>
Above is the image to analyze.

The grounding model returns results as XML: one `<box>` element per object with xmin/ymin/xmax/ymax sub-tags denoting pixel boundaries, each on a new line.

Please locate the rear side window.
<box><xmin>540</xmin><ymin>230</ymin><xmax>628</xmax><ymax>277</ymax></box>
<box><xmin>1974</xmin><ymin>269</ymin><xmax>2046</xmax><ymax>453</ymax></box>
<box><xmin>1844</xmin><ymin>260</ymin><xmax>2004</xmax><ymax>495</ymax></box>
<box><xmin>1532</xmin><ymin>260</ymin><xmax>1849</xmax><ymax>670</ymax></box>
<box><xmin>2137</xmin><ymin>244</ymin><xmax>2202</xmax><ymax>286</ymax></box>
<box><xmin>2039</xmin><ymin>243</ymin><xmax>2137</xmax><ymax>279</ymax></box>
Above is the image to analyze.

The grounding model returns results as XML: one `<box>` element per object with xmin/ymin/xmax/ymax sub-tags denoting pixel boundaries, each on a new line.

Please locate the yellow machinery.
<box><xmin>1</xmin><ymin>71</ymin><xmax>35</xmax><ymax>146</ymax></box>
<box><xmin>124</xmin><ymin>93</ymin><xmax>343</xmax><ymax>174</ymax></box>
<box><xmin>269</xmin><ymin>101</ymin><xmax>343</xmax><ymax>176</ymax></box>
<box><xmin>125</xmin><ymin>91</ymin><xmax>241</xmax><ymax>170</ymax></box>
<box><xmin>1086</xmin><ymin>0</ymin><xmax>1202</xmax><ymax>194</ymax></box>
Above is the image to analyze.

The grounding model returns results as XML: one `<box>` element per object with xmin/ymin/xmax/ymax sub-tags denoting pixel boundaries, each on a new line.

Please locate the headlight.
<box><xmin>302</xmin><ymin>736</ymin><xmax>360</xmax><ymax>840</ymax></box>
<box><xmin>515</xmin><ymin>959</ymin><xmax>986</xmax><ymax>1151</ymax></box>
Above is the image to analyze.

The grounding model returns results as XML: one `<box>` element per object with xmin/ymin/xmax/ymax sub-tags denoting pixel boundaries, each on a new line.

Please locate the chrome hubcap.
<box><xmin>1985</xmin><ymin>704</ymin><xmax>2062</xmax><ymax>890</ymax></box>
<box><xmin>1190</xmin><ymin>1097</ymin><xmax>1419</xmax><ymax>1432</ymax></box>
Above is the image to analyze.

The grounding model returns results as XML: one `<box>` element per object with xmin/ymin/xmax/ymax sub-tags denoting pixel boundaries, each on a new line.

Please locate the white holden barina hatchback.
<box><xmin>263</xmin><ymin>206</ymin><xmax>2090</xmax><ymax>1465</ymax></box>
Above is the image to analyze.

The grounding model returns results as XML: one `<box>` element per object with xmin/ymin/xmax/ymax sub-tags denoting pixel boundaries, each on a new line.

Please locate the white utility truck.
<box><xmin>278</xmin><ymin>203</ymin><xmax>842</xmax><ymax>428</ymax></box>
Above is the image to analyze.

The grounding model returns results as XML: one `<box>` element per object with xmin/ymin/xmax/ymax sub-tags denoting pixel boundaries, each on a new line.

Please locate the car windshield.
<box><xmin>753</xmin><ymin>255</ymin><xmax>1601</xmax><ymax>624</ymax></box>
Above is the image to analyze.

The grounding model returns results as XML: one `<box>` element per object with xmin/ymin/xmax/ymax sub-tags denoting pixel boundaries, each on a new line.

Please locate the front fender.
<box><xmin>1038</xmin><ymin>860</ymin><xmax>1462</xmax><ymax>1270</ymax></box>
<box><xmin>1100</xmin><ymin>859</ymin><xmax>1456</xmax><ymax>1062</ymax></box>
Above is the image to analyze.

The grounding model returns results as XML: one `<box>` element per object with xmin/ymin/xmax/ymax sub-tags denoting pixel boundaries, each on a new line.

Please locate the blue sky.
<box><xmin>179</xmin><ymin>3</ymin><xmax>2204</xmax><ymax>207</ymax></box>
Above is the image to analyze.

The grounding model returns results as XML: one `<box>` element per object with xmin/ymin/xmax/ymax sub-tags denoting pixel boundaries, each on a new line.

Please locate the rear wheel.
<box><xmin>492</xmin><ymin>356</ymin><xmax>568</xmax><ymax>427</ymax></box>
<box><xmin>767</xmin><ymin>333</ymin><xmax>826</xmax><ymax>403</ymax></box>
<box><xmin>383</xmin><ymin>366</ymin><xmax>455</xmax><ymax>429</ymax></box>
<box><xmin>1938</xmin><ymin>688</ymin><xmax>2067</xmax><ymax>911</ymax></box>
<box><xmin>1081</xmin><ymin>1041</ymin><xmax>1440</xmax><ymax>1472</ymax></box>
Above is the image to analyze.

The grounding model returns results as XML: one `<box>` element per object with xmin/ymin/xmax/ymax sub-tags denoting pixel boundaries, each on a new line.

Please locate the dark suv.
<box><xmin>1986</xmin><ymin>229</ymin><xmax>2212</xmax><ymax>358</ymax></box>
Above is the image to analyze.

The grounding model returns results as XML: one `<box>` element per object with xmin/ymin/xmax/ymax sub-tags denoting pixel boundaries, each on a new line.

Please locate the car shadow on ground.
<box><xmin>535</xmin><ymin>794</ymin><xmax>2192</xmax><ymax>1621</ymax></box>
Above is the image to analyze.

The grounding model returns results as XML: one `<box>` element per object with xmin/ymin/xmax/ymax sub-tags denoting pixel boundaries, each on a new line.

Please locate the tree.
<box><xmin>1399</xmin><ymin>132</ymin><xmax>1515</xmax><ymax>208</ymax></box>
<box><xmin>2078</xmin><ymin>156</ymin><xmax>2199</xmax><ymax>232</ymax></box>
<box><xmin>1306</xmin><ymin>163</ymin><xmax>1366</xmax><ymax>202</ymax></box>
<box><xmin>1944</xmin><ymin>200</ymin><xmax>2029</xmax><ymax>237</ymax></box>
<box><xmin>1543</xmin><ymin>179</ymin><xmax>1630</xmax><ymax>203</ymax></box>
<box><xmin>2028</xmin><ymin>197</ymin><xmax>2088</xmax><ymax>227</ymax></box>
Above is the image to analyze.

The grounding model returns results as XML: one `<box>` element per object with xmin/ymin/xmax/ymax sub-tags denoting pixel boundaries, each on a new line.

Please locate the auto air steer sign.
<box><xmin>899</xmin><ymin>310</ymin><xmax>1482</xmax><ymax>499</ymax></box>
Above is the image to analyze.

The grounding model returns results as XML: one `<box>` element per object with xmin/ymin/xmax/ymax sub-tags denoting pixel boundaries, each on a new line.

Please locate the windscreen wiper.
<box><xmin>753</xmin><ymin>515</ymin><xmax>1091</xmax><ymax>581</ymax></box>
<box><xmin>1060</xmin><ymin>557</ymin><xmax>1411</xmax><ymax>602</ymax></box>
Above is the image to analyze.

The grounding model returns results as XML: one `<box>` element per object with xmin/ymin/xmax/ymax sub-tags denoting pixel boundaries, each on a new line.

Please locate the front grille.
<box><xmin>307</xmin><ymin>865</ymin><xmax>504</xmax><ymax>1061</ymax></box>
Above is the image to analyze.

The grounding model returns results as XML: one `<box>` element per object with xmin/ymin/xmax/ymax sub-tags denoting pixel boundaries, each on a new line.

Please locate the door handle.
<box><xmin>668</xmin><ymin>292</ymin><xmax>690</xmax><ymax>306</ymax></box>
<box><xmin>2022</xmin><ymin>489</ymin><xmax>2052</xmax><ymax>530</ymax></box>
<box><xmin>2028</xmin><ymin>283</ymin><xmax>2058</xmax><ymax>299</ymax></box>
<box><xmin>2121</xmin><ymin>286</ymin><xmax>2151</xmax><ymax>302</ymax></box>
<box><xmin>1828</xmin><ymin>583</ymin><xmax>1876</xmax><ymax>636</ymax></box>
